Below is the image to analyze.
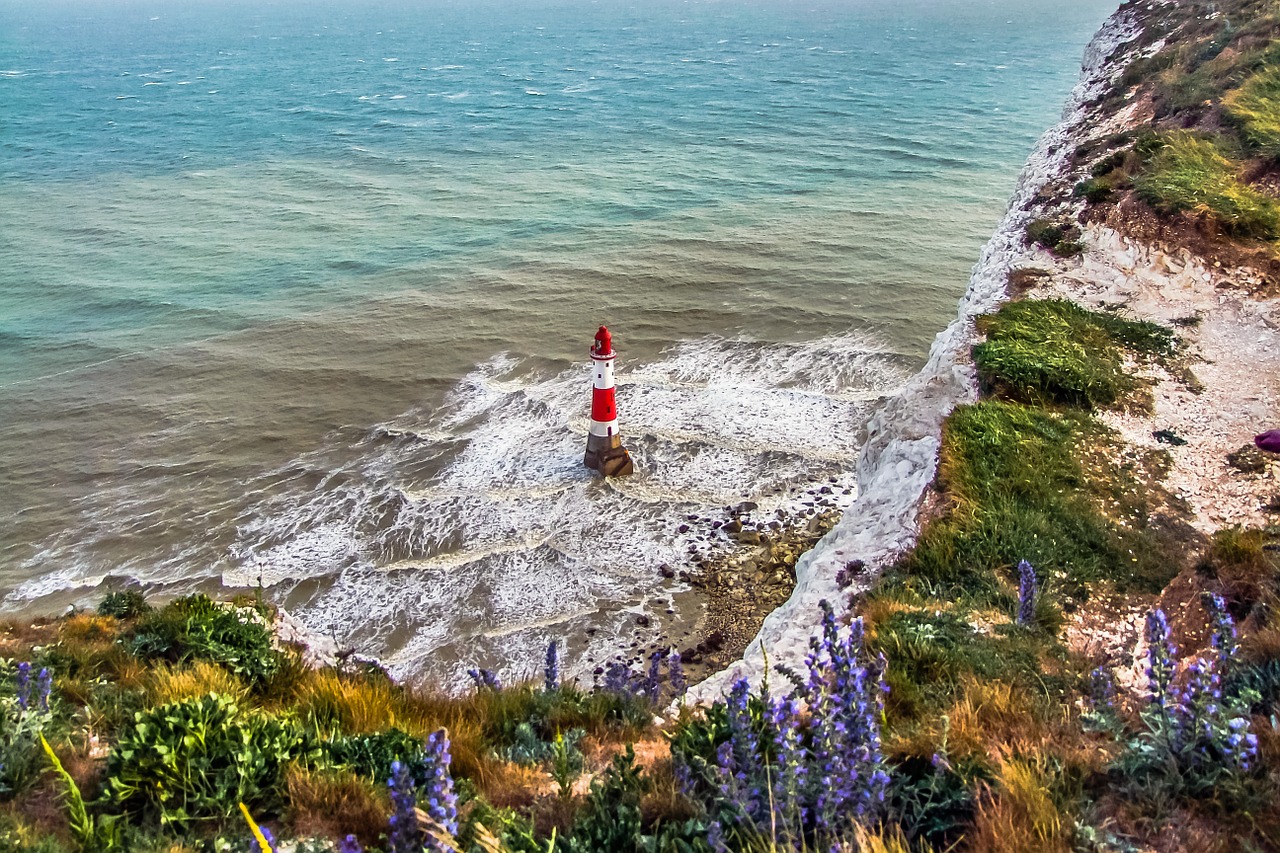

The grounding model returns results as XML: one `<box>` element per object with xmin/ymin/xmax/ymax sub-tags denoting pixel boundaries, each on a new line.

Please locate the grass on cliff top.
<box><xmin>973</xmin><ymin>298</ymin><xmax>1174</xmax><ymax>411</ymax></box>
<box><xmin>895</xmin><ymin>400</ymin><xmax>1183</xmax><ymax>607</ymax></box>
<box><xmin>1134</xmin><ymin>132</ymin><xmax>1280</xmax><ymax>241</ymax></box>
<box><xmin>1225</xmin><ymin>65</ymin><xmax>1280</xmax><ymax>158</ymax></box>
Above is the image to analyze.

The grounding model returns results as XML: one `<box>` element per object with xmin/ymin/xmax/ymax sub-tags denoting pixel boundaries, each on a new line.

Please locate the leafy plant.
<box><xmin>550</xmin><ymin>730</ymin><xmax>584</xmax><ymax>801</ymax></box>
<box><xmin>40</xmin><ymin>733</ymin><xmax>123</xmax><ymax>852</ymax></box>
<box><xmin>126</xmin><ymin>595</ymin><xmax>281</xmax><ymax>689</ymax></box>
<box><xmin>98</xmin><ymin>591</ymin><xmax>152</xmax><ymax>621</ymax></box>
<box><xmin>0</xmin><ymin>661</ymin><xmax>55</xmax><ymax>797</ymax></box>
<box><xmin>102</xmin><ymin>693</ymin><xmax>315</xmax><ymax>829</ymax></box>
<box><xmin>324</xmin><ymin>727</ymin><xmax>427</xmax><ymax>787</ymax></box>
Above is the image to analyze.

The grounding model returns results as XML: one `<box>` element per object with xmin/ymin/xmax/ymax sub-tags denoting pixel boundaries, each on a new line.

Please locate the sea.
<box><xmin>0</xmin><ymin>0</ymin><xmax>1117</xmax><ymax>686</ymax></box>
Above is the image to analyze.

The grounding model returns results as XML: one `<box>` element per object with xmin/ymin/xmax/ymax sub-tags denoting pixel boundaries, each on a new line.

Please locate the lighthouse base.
<box><xmin>585</xmin><ymin>432</ymin><xmax>634</xmax><ymax>478</ymax></box>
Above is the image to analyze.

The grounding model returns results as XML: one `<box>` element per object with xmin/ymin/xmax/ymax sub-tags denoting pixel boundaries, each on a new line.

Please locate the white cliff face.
<box><xmin>689</xmin><ymin>6</ymin><xmax>1147</xmax><ymax>702</ymax></box>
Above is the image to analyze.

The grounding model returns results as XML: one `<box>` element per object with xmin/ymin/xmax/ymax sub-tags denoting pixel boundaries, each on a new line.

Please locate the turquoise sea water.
<box><xmin>0</xmin><ymin>0</ymin><xmax>1116</xmax><ymax>683</ymax></box>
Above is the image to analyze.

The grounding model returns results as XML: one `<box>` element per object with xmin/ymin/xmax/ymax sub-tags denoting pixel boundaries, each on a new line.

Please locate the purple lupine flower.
<box><xmin>387</xmin><ymin>759</ymin><xmax>421</xmax><ymax>853</ymax></box>
<box><xmin>1088</xmin><ymin>666</ymin><xmax>1116</xmax><ymax>715</ymax></box>
<box><xmin>644</xmin><ymin>650</ymin><xmax>665</xmax><ymax>704</ymax></box>
<box><xmin>1016</xmin><ymin>560</ymin><xmax>1038</xmax><ymax>626</ymax></box>
<box><xmin>668</xmin><ymin>651</ymin><xmax>686</xmax><ymax>700</ymax></box>
<box><xmin>1144</xmin><ymin>609</ymin><xmax>1177</xmax><ymax>710</ymax></box>
<box><xmin>767</xmin><ymin>696</ymin><xmax>805</xmax><ymax>840</ymax></box>
<box><xmin>14</xmin><ymin>662</ymin><xmax>31</xmax><ymax>711</ymax></box>
<box><xmin>544</xmin><ymin>640</ymin><xmax>560</xmax><ymax>693</ymax></box>
<box><xmin>421</xmin><ymin>729</ymin><xmax>458</xmax><ymax>847</ymax></box>
<box><xmin>723</xmin><ymin>678</ymin><xmax>763</xmax><ymax>824</ymax></box>
<box><xmin>338</xmin><ymin>835</ymin><xmax>364</xmax><ymax>853</ymax></box>
<box><xmin>250</xmin><ymin>826</ymin><xmax>278</xmax><ymax>853</ymax></box>
<box><xmin>603</xmin><ymin>660</ymin><xmax>631</xmax><ymax>694</ymax></box>
<box><xmin>1224</xmin><ymin>716</ymin><xmax>1260</xmax><ymax>772</ymax></box>
<box><xmin>671</xmin><ymin>753</ymin><xmax>695</xmax><ymax>796</ymax></box>
<box><xmin>1204</xmin><ymin>593</ymin><xmax>1238</xmax><ymax>670</ymax></box>
<box><xmin>466</xmin><ymin>668</ymin><xmax>501</xmax><ymax>690</ymax></box>
<box><xmin>36</xmin><ymin>668</ymin><xmax>51</xmax><ymax>713</ymax></box>
<box><xmin>706</xmin><ymin>818</ymin><xmax>727</xmax><ymax>853</ymax></box>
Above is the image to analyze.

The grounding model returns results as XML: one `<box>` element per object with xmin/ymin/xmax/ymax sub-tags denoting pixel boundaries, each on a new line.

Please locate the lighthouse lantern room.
<box><xmin>584</xmin><ymin>325</ymin><xmax>634</xmax><ymax>477</ymax></box>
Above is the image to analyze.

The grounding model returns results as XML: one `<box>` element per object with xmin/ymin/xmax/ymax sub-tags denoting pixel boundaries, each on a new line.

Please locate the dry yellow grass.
<box><xmin>285</xmin><ymin>766</ymin><xmax>389</xmax><ymax>848</ymax></box>
<box><xmin>288</xmin><ymin>668</ymin><xmax>488</xmax><ymax>779</ymax></box>
<box><xmin>967</xmin><ymin>755</ymin><xmax>1071</xmax><ymax>853</ymax></box>
<box><xmin>146</xmin><ymin>661</ymin><xmax>249</xmax><ymax>706</ymax></box>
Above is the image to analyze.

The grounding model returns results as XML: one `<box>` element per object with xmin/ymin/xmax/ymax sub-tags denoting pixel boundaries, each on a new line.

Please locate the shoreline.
<box><xmin>689</xmin><ymin>1</ymin><xmax>1148</xmax><ymax>701</ymax></box>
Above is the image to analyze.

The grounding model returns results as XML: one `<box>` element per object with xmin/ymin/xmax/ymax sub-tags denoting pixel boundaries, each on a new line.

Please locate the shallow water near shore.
<box><xmin>0</xmin><ymin>0</ymin><xmax>1116</xmax><ymax>685</ymax></box>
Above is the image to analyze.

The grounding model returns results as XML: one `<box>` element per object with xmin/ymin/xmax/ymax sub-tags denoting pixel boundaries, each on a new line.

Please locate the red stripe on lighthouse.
<box><xmin>591</xmin><ymin>389</ymin><xmax>616</xmax><ymax>422</ymax></box>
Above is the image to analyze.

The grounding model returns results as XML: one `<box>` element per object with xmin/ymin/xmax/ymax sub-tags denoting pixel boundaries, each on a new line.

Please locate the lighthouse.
<box><xmin>584</xmin><ymin>325</ymin><xmax>635</xmax><ymax>477</ymax></box>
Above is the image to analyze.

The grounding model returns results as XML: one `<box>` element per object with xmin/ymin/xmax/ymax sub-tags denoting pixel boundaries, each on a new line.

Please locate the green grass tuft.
<box><xmin>1134</xmin><ymin>132</ymin><xmax>1280</xmax><ymax>240</ymax></box>
<box><xmin>1225</xmin><ymin>64</ymin><xmax>1280</xmax><ymax>157</ymax></box>
<box><xmin>973</xmin><ymin>299</ymin><xmax>1173</xmax><ymax>410</ymax></box>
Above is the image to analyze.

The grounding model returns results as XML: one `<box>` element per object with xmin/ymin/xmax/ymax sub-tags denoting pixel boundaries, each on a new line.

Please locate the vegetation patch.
<box><xmin>1025</xmin><ymin>218</ymin><xmax>1084</xmax><ymax>257</ymax></box>
<box><xmin>1134</xmin><ymin>132</ymin><xmax>1280</xmax><ymax>241</ymax></box>
<box><xmin>973</xmin><ymin>299</ymin><xmax>1174</xmax><ymax>410</ymax></box>
<box><xmin>1225</xmin><ymin>65</ymin><xmax>1280</xmax><ymax>157</ymax></box>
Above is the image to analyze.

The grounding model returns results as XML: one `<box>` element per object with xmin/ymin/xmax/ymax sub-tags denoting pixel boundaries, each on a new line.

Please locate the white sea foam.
<box><xmin>216</xmin><ymin>333</ymin><xmax>903</xmax><ymax>684</ymax></box>
<box><xmin>689</xmin><ymin>4</ymin><xmax>1147</xmax><ymax>701</ymax></box>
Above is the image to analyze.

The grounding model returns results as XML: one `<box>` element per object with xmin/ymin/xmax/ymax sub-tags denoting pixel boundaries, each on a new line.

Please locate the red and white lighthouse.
<box><xmin>584</xmin><ymin>325</ymin><xmax>634</xmax><ymax>477</ymax></box>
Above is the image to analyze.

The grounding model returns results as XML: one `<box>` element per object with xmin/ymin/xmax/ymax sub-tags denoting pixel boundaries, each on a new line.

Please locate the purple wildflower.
<box><xmin>387</xmin><ymin>759</ymin><xmax>421</xmax><ymax>853</ymax></box>
<box><xmin>421</xmin><ymin>729</ymin><xmax>458</xmax><ymax>847</ymax></box>
<box><xmin>603</xmin><ymin>660</ymin><xmax>632</xmax><ymax>694</ymax></box>
<box><xmin>1144</xmin><ymin>609</ymin><xmax>1177</xmax><ymax>711</ymax></box>
<box><xmin>248</xmin><ymin>825</ymin><xmax>278</xmax><ymax>853</ymax></box>
<box><xmin>1225</xmin><ymin>717</ymin><xmax>1260</xmax><ymax>772</ymax></box>
<box><xmin>338</xmin><ymin>836</ymin><xmax>364</xmax><ymax>853</ymax></box>
<box><xmin>669</xmin><ymin>651</ymin><xmax>686</xmax><ymax>700</ymax></box>
<box><xmin>466</xmin><ymin>668</ymin><xmax>501</xmax><ymax>691</ymax></box>
<box><xmin>1203</xmin><ymin>593</ymin><xmax>1238</xmax><ymax>670</ymax></box>
<box><xmin>36</xmin><ymin>668</ymin><xmax>51</xmax><ymax>713</ymax></box>
<box><xmin>644</xmin><ymin>650</ymin><xmax>665</xmax><ymax>704</ymax></box>
<box><xmin>767</xmin><ymin>697</ymin><xmax>805</xmax><ymax>839</ymax></box>
<box><xmin>544</xmin><ymin>640</ymin><xmax>560</xmax><ymax>693</ymax></box>
<box><xmin>723</xmin><ymin>678</ymin><xmax>763</xmax><ymax>823</ymax></box>
<box><xmin>14</xmin><ymin>662</ymin><xmax>31</xmax><ymax>711</ymax></box>
<box><xmin>1017</xmin><ymin>560</ymin><xmax>1038</xmax><ymax>626</ymax></box>
<box><xmin>1087</xmin><ymin>666</ymin><xmax>1116</xmax><ymax>715</ymax></box>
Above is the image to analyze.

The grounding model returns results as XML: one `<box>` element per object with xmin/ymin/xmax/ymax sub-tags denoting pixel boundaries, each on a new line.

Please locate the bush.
<box><xmin>1073</xmin><ymin>178</ymin><xmax>1114</xmax><ymax>204</ymax></box>
<box><xmin>103</xmin><ymin>693</ymin><xmax>317</xmax><ymax>829</ymax></box>
<box><xmin>1025</xmin><ymin>219</ymin><xmax>1084</xmax><ymax>257</ymax></box>
<box><xmin>323</xmin><ymin>727</ymin><xmax>426</xmax><ymax>787</ymax></box>
<box><xmin>126</xmin><ymin>595</ymin><xmax>280</xmax><ymax>690</ymax></box>
<box><xmin>1134</xmin><ymin>132</ymin><xmax>1280</xmax><ymax>240</ymax></box>
<box><xmin>98</xmin><ymin>591</ymin><xmax>152</xmax><ymax>620</ymax></box>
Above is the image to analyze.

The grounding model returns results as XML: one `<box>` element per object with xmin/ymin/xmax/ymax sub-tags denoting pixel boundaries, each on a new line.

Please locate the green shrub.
<box><xmin>323</xmin><ymin>727</ymin><xmax>425</xmax><ymax>786</ymax></box>
<box><xmin>1134</xmin><ymin>132</ymin><xmax>1280</xmax><ymax>240</ymax></box>
<box><xmin>887</xmin><ymin>753</ymin><xmax>988</xmax><ymax>849</ymax></box>
<box><xmin>103</xmin><ymin>693</ymin><xmax>316</xmax><ymax>830</ymax></box>
<box><xmin>126</xmin><ymin>595</ymin><xmax>280</xmax><ymax>689</ymax></box>
<box><xmin>1024</xmin><ymin>219</ymin><xmax>1085</xmax><ymax>257</ymax></box>
<box><xmin>97</xmin><ymin>591</ymin><xmax>152</xmax><ymax>620</ymax></box>
<box><xmin>1073</xmin><ymin>178</ymin><xmax>1114</xmax><ymax>204</ymax></box>
<box><xmin>974</xmin><ymin>299</ymin><xmax>1172</xmax><ymax>410</ymax></box>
